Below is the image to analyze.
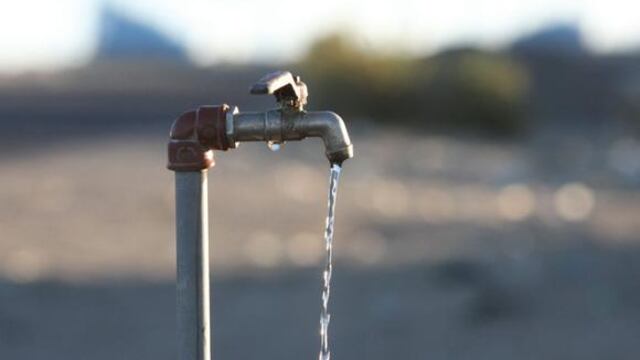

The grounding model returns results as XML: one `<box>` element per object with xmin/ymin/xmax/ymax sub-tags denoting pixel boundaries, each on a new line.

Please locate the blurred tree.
<box><xmin>300</xmin><ymin>34</ymin><xmax>423</xmax><ymax>120</ymax></box>
<box><xmin>425</xmin><ymin>48</ymin><xmax>529</xmax><ymax>135</ymax></box>
<box><xmin>300</xmin><ymin>34</ymin><xmax>529</xmax><ymax>136</ymax></box>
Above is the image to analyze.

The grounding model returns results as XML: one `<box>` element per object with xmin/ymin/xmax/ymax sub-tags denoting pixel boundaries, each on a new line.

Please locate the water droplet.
<box><xmin>267</xmin><ymin>141</ymin><xmax>281</xmax><ymax>152</ymax></box>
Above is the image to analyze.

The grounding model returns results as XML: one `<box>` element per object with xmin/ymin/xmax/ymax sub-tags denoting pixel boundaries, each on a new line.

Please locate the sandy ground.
<box><xmin>1</xmin><ymin>127</ymin><xmax>640</xmax><ymax>359</ymax></box>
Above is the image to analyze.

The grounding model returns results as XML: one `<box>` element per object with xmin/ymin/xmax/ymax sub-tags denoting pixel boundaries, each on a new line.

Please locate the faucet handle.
<box><xmin>250</xmin><ymin>70</ymin><xmax>308</xmax><ymax>111</ymax></box>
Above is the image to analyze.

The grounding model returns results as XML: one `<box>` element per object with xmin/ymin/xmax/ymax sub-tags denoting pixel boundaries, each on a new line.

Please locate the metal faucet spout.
<box><xmin>295</xmin><ymin>111</ymin><xmax>353</xmax><ymax>164</ymax></box>
<box><xmin>230</xmin><ymin>109</ymin><xmax>353</xmax><ymax>164</ymax></box>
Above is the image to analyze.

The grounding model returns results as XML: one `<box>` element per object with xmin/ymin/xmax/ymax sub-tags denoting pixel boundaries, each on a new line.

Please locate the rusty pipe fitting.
<box><xmin>167</xmin><ymin>105</ymin><xmax>231</xmax><ymax>171</ymax></box>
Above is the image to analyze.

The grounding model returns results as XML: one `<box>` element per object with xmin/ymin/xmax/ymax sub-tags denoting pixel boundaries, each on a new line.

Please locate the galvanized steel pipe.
<box><xmin>175</xmin><ymin>171</ymin><xmax>211</xmax><ymax>360</ymax></box>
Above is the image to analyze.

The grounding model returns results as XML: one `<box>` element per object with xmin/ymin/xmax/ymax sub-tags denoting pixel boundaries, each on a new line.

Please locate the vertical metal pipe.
<box><xmin>175</xmin><ymin>171</ymin><xmax>211</xmax><ymax>360</ymax></box>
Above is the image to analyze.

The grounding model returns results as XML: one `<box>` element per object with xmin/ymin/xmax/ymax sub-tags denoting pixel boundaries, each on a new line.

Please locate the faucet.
<box><xmin>166</xmin><ymin>71</ymin><xmax>353</xmax><ymax>360</ymax></box>
<box><xmin>168</xmin><ymin>70</ymin><xmax>353</xmax><ymax>170</ymax></box>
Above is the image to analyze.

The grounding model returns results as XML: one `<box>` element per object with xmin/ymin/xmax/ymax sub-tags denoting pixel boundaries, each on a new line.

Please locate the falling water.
<box><xmin>318</xmin><ymin>163</ymin><xmax>342</xmax><ymax>360</ymax></box>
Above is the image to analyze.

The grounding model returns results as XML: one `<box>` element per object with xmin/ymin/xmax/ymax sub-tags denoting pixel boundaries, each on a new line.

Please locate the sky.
<box><xmin>0</xmin><ymin>0</ymin><xmax>638</xmax><ymax>73</ymax></box>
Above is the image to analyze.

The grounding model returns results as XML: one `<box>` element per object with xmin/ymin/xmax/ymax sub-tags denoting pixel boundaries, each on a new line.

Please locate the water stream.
<box><xmin>318</xmin><ymin>163</ymin><xmax>342</xmax><ymax>360</ymax></box>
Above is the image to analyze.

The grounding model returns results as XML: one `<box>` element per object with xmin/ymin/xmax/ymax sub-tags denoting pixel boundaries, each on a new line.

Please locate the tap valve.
<box><xmin>168</xmin><ymin>70</ymin><xmax>352</xmax><ymax>170</ymax></box>
<box><xmin>250</xmin><ymin>71</ymin><xmax>308</xmax><ymax>111</ymax></box>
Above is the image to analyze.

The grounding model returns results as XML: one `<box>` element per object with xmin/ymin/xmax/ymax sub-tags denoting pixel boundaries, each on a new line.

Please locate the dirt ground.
<box><xmin>1</xmin><ymin>125</ymin><xmax>640</xmax><ymax>359</ymax></box>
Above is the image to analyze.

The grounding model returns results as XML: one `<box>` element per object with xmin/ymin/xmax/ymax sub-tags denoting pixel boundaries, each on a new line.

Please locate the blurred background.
<box><xmin>1</xmin><ymin>0</ymin><xmax>640</xmax><ymax>359</ymax></box>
